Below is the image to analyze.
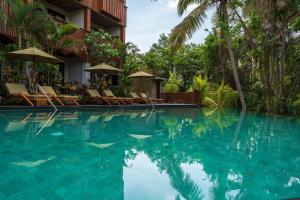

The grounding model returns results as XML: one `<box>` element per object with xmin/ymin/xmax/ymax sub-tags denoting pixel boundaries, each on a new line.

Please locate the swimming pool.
<box><xmin>0</xmin><ymin>108</ymin><xmax>299</xmax><ymax>199</ymax></box>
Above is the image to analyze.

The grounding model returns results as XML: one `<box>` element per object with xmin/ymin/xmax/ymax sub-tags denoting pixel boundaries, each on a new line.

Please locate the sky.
<box><xmin>126</xmin><ymin>0</ymin><xmax>213</xmax><ymax>52</ymax></box>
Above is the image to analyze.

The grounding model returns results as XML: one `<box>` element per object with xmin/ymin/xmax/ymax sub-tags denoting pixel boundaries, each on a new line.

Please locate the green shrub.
<box><xmin>191</xmin><ymin>74</ymin><xmax>208</xmax><ymax>100</ymax></box>
<box><xmin>293</xmin><ymin>93</ymin><xmax>300</xmax><ymax>115</ymax></box>
<box><xmin>208</xmin><ymin>82</ymin><xmax>238</xmax><ymax>109</ymax></box>
<box><xmin>202</xmin><ymin>96</ymin><xmax>217</xmax><ymax>108</ymax></box>
<box><xmin>163</xmin><ymin>71</ymin><xmax>181</xmax><ymax>93</ymax></box>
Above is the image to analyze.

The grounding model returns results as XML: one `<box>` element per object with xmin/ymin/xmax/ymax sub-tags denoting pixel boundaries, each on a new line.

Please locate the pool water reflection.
<box><xmin>0</xmin><ymin>109</ymin><xmax>299</xmax><ymax>199</ymax></box>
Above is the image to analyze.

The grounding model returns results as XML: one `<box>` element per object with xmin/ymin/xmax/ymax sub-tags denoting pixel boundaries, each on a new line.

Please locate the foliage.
<box><xmin>191</xmin><ymin>74</ymin><xmax>208</xmax><ymax>96</ymax></box>
<box><xmin>144</xmin><ymin>34</ymin><xmax>173</xmax><ymax>77</ymax></box>
<box><xmin>293</xmin><ymin>93</ymin><xmax>300</xmax><ymax>115</ymax></box>
<box><xmin>84</xmin><ymin>29</ymin><xmax>119</xmax><ymax>62</ymax></box>
<box><xmin>36</xmin><ymin>63</ymin><xmax>62</xmax><ymax>87</ymax></box>
<box><xmin>32</xmin><ymin>21</ymin><xmax>79</xmax><ymax>54</ymax></box>
<box><xmin>144</xmin><ymin>34</ymin><xmax>206</xmax><ymax>90</ymax></box>
<box><xmin>163</xmin><ymin>72</ymin><xmax>181</xmax><ymax>93</ymax></box>
<box><xmin>120</xmin><ymin>42</ymin><xmax>146</xmax><ymax>94</ymax></box>
<box><xmin>211</xmin><ymin>82</ymin><xmax>238</xmax><ymax>109</ymax></box>
<box><xmin>0</xmin><ymin>0</ymin><xmax>45</xmax><ymax>48</ymax></box>
<box><xmin>189</xmin><ymin>74</ymin><xmax>237</xmax><ymax>109</ymax></box>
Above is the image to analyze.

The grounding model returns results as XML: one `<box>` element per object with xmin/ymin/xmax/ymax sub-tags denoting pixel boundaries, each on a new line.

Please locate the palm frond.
<box><xmin>4</xmin><ymin>0</ymin><xmax>45</xmax><ymax>31</ymax></box>
<box><xmin>177</xmin><ymin>0</ymin><xmax>203</xmax><ymax>16</ymax></box>
<box><xmin>57</xmin><ymin>23</ymin><xmax>79</xmax><ymax>38</ymax></box>
<box><xmin>170</xmin><ymin>0</ymin><xmax>211</xmax><ymax>52</ymax></box>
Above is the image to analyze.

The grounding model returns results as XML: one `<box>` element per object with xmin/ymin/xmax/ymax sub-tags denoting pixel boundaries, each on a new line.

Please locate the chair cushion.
<box><xmin>5</xmin><ymin>83</ymin><xmax>30</xmax><ymax>96</ymax></box>
<box><xmin>103</xmin><ymin>90</ymin><xmax>115</xmax><ymax>97</ymax></box>
<box><xmin>140</xmin><ymin>93</ymin><xmax>148</xmax><ymax>98</ymax></box>
<box><xmin>40</xmin><ymin>86</ymin><xmax>57</xmax><ymax>96</ymax></box>
<box><xmin>130</xmin><ymin>92</ymin><xmax>139</xmax><ymax>98</ymax></box>
<box><xmin>58</xmin><ymin>95</ymin><xmax>78</xmax><ymax>99</ymax></box>
<box><xmin>86</xmin><ymin>89</ymin><xmax>101</xmax><ymax>97</ymax></box>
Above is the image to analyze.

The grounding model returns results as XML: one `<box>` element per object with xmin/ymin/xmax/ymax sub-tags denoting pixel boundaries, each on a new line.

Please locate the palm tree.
<box><xmin>0</xmin><ymin>0</ymin><xmax>46</xmax><ymax>85</ymax></box>
<box><xmin>169</xmin><ymin>0</ymin><xmax>247</xmax><ymax>110</ymax></box>
<box><xmin>0</xmin><ymin>0</ymin><xmax>45</xmax><ymax>49</ymax></box>
<box><xmin>32</xmin><ymin>19</ymin><xmax>79</xmax><ymax>55</ymax></box>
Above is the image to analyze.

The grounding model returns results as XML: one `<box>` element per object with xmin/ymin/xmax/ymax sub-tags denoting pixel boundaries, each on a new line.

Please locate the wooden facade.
<box><xmin>0</xmin><ymin>0</ymin><xmax>127</xmax><ymax>42</ymax></box>
<box><xmin>0</xmin><ymin>0</ymin><xmax>17</xmax><ymax>41</ymax></box>
<box><xmin>161</xmin><ymin>91</ymin><xmax>201</xmax><ymax>105</ymax></box>
<box><xmin>91</xmin><ymin>0</ymin><xmax>126</xmax><ymax>26</ymax></box>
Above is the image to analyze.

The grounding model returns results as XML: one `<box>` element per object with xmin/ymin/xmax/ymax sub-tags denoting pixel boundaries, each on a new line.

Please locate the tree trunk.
<box><xmin>222</xmin><ymin>0</ymin><xmax>246</xmax><ymax>110</ymax></box>
<box><xmin>219</xmin><ymin>1</ymin><xmax>228</xmax><ymax>83</ymax></box>
<box><xmin>279</xmin><ymin>25</ymin><xmax>287</xmax><ymax>98</ymax></box>
<box><xmin>226</xmin><ymin>37</ymin><xmax>247</xmax><ymax>111</ymax></box>
<box><xmin>18</xmin><ymin>33</ymin><xmax>22</xmax><ymax>49</ymax></box>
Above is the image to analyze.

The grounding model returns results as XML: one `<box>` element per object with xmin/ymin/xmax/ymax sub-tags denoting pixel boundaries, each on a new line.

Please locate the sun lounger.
<box><xmin>40</xmin><ymin>86</ymin><xmax>79</xmax><ymax>106</ymax></box>
<box><xmin>2</xmin><ymin>83</ymin><xmax>50</xmax><ymax>106</ymax></box>
<box><xmin>140</xmin><ymin>93</ymin><xmax>165</xmax><ymax>104</ymax></box>
<box><xmin>86</xmin><ymin>89</ymin><xmax>121</xmax><ymax>105</ymax></box>
<box><xmin>103</xmin><ymin>89</ymin><xmax>134</xmax><ymax>105</ymax></box>
<box><xmin>130</xmin><ymin>92</ymin><xmax>148</xmax><ymax>104</ymax></box>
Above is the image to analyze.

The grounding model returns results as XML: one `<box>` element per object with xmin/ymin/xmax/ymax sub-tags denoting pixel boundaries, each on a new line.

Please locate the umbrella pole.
<box><xmin>33</xmin><ymin>57</ymin><xmax>37</xmax><ymax>93</ymax></box>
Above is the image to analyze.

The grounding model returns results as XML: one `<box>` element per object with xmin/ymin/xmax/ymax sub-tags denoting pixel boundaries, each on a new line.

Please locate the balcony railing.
<box><xmin>91</xmin><ymin>0</ymin><xmax>126</xmax><ymax>25</ymax></box>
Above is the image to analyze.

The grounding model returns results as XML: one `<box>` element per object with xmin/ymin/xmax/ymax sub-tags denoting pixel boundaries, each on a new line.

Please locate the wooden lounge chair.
<box><xmin>2</xmin><ymin>83</ymin><xmax>50</xmax><ymax>106</ymax></box>
<box><xmin>86</xmin><ymin>89</ymin><xmax>121</xmax><ymax>105</ymax></box>
<box><xmin>40</xmin><ymin>86</ymin><xmax>79</xmax><ymax>106</ymax></box>
<box><xmin>130</xmin><ymin>92</ymin><xmax>148</xmax><ymax>104</ymax></box>
<box><xmin>140</xmin><ymin>93</ymin><xmax>165</xmax><ymax>104</ymax></box>
<box><xmin>103</xmin><ymin>89</ymin><xmax>134</xmax><ymax>105</ymax></box>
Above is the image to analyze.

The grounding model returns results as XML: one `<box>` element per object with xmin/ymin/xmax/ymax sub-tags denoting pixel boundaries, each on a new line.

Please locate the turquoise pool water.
<box><xmin>0</xmin><ymin>109</ymin><xmax>299</xmax><ymax>200</ymax></box>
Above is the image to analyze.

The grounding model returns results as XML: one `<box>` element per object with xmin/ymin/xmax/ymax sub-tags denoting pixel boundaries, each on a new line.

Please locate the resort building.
<box><xmin>0</xmin><ymin>0</ymin><xmax>127</xmax><ymax>85</ymax></box>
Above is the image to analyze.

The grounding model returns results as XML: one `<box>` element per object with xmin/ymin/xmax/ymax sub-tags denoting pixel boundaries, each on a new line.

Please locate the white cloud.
<box><xmin>167</xmin><ymin>0</ymin><xmax>178</xmax><ymax>9</ymax></box>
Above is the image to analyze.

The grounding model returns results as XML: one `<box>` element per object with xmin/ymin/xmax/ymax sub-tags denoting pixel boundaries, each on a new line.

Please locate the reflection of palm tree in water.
<box><xmin>165</xmin><ymin>160</ymin><xmax>204</xmax><ymax>200</ymax></box>
<box><xmin>142</xmin><ymin>137</ymin><xmax>204</xmax><ymax>199</ymax></box>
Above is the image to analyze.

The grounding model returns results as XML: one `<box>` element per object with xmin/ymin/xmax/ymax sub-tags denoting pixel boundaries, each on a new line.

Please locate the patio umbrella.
<box><xmin>7</xmin><ymin>47</ymin><xmax>63</xmax><ymax>91</ymax></box>
<box><xmin>128</xmin><ymin>71</ymin><xmax>155</xmax><ymax>94</ymax></box>
<box><xmin>128</xmin><ymin>71</ymin><xmax>154</xmax><ymax>79</ymax></box>
<box><xmin>85</xmin><ymin>63</ymin><xmax>122</xmax><ymax>74</ymax></box>
<box><xmin>8</xmin><ymin>47</ymin><xmax>63</xmax><ymax>64</ymax></box>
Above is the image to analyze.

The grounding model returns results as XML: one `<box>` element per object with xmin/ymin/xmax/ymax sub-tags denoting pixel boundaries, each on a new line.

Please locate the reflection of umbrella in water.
<box><xmin>8</xmin><ymin>47</ymin><xmax>63</xmax><ymax>87</ymax></box>
<box><xmin>128</xmin><ymin>71</ymin><xmax>154</xmax><ymax>94</ymax></box>
<box><xmin>86</xmin><ymin>142</ymin><xmax>115</xmax><ymax>149</ymax></box>
<box><xmin>128</xmin><ymin>134</ymin><xmax>152</xmax><ymax>140</ymax></box>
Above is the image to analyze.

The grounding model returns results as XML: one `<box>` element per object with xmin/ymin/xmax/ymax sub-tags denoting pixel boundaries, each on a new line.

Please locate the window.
<box><xmin>47</xmin><ymin>8</ymin><xmax>66</xmax><ymax>21</ymax></box>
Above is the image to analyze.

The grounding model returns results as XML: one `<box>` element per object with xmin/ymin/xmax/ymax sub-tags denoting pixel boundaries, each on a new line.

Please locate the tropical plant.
<box><xmin>169</xmin><ymin>0</ymin><xmax>247</xmax><ymax>110</ymax></box>
<box><xmin>144</xmin><ymin>34</ymin><xmax>173</xmax><ymax>77</ymax></box>
<box><xmin>32</xmin><ymin>20</ymin><xmax>79</xmax><ymax>54</ymax></box>
<box><xmin>209</xmin><ymin>82</ymin><xmax>238</xmax><ymax>109</ymax></box>
<box><xmin>191</xmin><ymin>74</ymin><xmax>208</xmax><ymax>96</ymax></box>
<box><xmin>0</xmin><ymin>0</ymin><xmax>45</xmax><ymax>49</ymax></box>
<box><xmin>293</xmin><ymin>93</ymin><xmax>300</xmax><ymax>115</ymax></box>
<box><xmin>120</xmin><ymin>42</ymin><xmax>146</xmax><ymax>95</ymax></box>
<box><xmin>163</xmin><ymin>71</ymin><xmax>181</xmax><ymax>93</ymax></box>
<box><xmin>84</xmin><ymin>29</ymin><xmax>119</xmax><ymax>62</ymax></box>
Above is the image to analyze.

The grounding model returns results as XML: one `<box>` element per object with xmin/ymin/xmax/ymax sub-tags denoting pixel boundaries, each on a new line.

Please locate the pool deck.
<box><xmin>0</xmin><ymin>104</ymin><xmax>197</xmax><ymax>111</ymax></box>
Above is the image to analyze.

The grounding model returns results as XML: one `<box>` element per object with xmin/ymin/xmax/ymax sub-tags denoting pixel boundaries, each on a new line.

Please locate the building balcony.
<box><xmin>0</xmin><ymin>1</ymin><xmax>17</xmax><ymax>42</ymax></box>
<box><xmin>91</xmin><ymin>0</ymin><xmax>126</xmax><ymax>26</ymax></box>
<box><xmin>44</xmin><ymin>0</ymin><xmax>126</xmax><ymax>26</ymax></box>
